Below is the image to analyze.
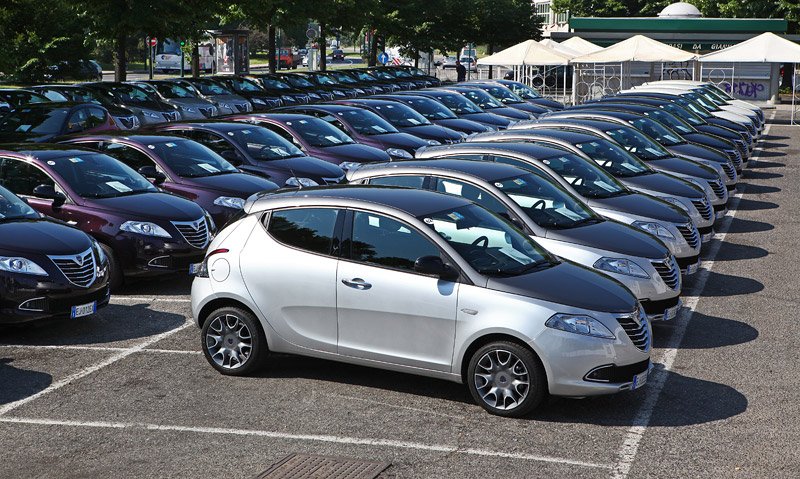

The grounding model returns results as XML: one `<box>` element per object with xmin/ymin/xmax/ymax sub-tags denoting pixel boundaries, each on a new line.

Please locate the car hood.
<box><xmin>545</xmin><ymin>220</ymin><xmax>668</xmax><ymax>259</ymax></box>
<box><xmin>0</xmin><ymin>131</ymin><xmax>55</xmax><ymax>143</ymax></box>
<box><xmin>169</xmin><ymin>98</ymin><xmax>212</xmax><ymax>108</ymax></box>
<box><xmin>684</xmin><ymin>132</ymin><xmax>733</xmax><ymax>150</ymax></box>
<box><xmin>362</xmin><ymin>132</ymin><xmax>429</xmax><ymax>151</ymax></box>
<box><xmin>86</xmin><ymin>192</ymin><xmax>205</xmax><ymax>221</ymax></box>
<box><xmin>401</xmin><ymin>124</ymin><xmax>464</xmax><ymax>142</ymax></box>
<box><xmin>648</xmin><ymin>157</ymin><xmax>718</xmax><ymax>180</ymax></box>
<box><xmin>484</xmin><ymin>106</ymin><xmax>530</xmax><ymax>120</ymax></box>
<box><xmin>506</xmin><ymin>102</ymin><xmax>548</xmax><ymax>115</ymax></box>
<box><xmin>313</xmin><ymin>143</ymin><xmax>391</xmax><ymax>163</ymax></box>
<box><xmin>0</xmin><ymin>218</ymin><xmax>91</xmax><ymax>255</ymax></box>
<box><xmin>668</xmin><ymin>143</ymin><xmax>729</xmax><ymax>163</ymax></box>
<box><xmin>530</xmin><ymin>98</ymin><xmax>564</xmax><ymax>110</ymax></box>
<box><xmin>593</xmin><ymin>193</ymin><xmax>689</xmax><ymax>224</ymax></box>
<box><xmin>249</xmin><ymin>155</ymin><xmax>345</xmax><ymax>180</ymax></box>
<box><xmin>461</xmin><ymin>112</ymin><xmax>512</xmax><ymax>127</ymax></box>
<box><xmin>622</xmin><ymin>172</ymin><xmax>702</xmax><ymax>198</ymax></box>
<box><xmin>486</xmin><ymin>261</ymin><xmax>637</xmax><ymax>313</ymax></box>
<box><xmin>187</xmin><ymin>172</ymin><xmax>278</xmax><ymax>196</ymax></box>
<box><xmin>432</xmin><ymin>118</ymin><xmax>491</xmax><ymax>133</ymax></box>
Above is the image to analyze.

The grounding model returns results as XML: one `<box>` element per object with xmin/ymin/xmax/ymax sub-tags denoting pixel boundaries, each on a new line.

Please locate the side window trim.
<box><xmin>0</xmin><ymin>157</ymin><xmax>70</xmax><ymax>202</ymax></box>
<box><xmin>263</xmin><ymin>207</ymin><xmax>342</xmax><ymax>258</ymax></box>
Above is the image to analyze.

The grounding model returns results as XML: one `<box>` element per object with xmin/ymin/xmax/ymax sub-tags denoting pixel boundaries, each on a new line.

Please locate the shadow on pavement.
<box><xmin>756</xmin><ymin>142</ymin><xmax>788</xmax><ymax>149</ymax></box>
<box><xmin>726</xmin><ymin>217</ymin><xmax>774</xmax><ymax>234</ymax></box>
<box><xmin>747</xmin><ymin>160</ymin><xmax>785</xmax><ymax>169</ymax></box>
<box><xmin>697</xmin><ymin>270</ymin><xmax>764</xmax><ymax>296</ymax></box>
<box><xmin>741</xmin><ymin>170</ymin><xmax>783</xmax><ymax>180</ymax></box>
<box><xmin>651</xmin><ymin>312</ymin><xmax>758</xmax><ymax>349</ymax></box>
<box><xmin>763</xmin><ymin>135</ymin><xmax>788</xmax><ymax>140</ymax></box>
<box><xmin>536</xmin><ymin>365</ymin><xmax>747</xmax><ymax>427</ymax></box>
<box><xmin>740</xmin><ymin>184</ymin><xmax>781</xmax><ymax>195</ymax></box>
<box><xmin>754</xmin><ymin>150</ymin><xmax>786</xmax><ymax>158</ymax></box>
<box><xmin>734</xmin><ymin>198</ymin><xmax>779</xmax><ymax>211</ymax></box>
<box><xmin>0</xmin><ymin>304</ymin><xmax>185</xmax><ymax>347</ymax></box>
<box><xmin>0</xmin><ymin>358</ymin><xmax>52</xmax><ymax>405</ymax></box>
<box><xmin>115</xmin><ymin>274</ymin><xmax>193</xmax><ymax>296</ymax></box>
<box><xmin>710</xmin><ymin>241</ymin><xmax>768</xmax><ymax>261</ymax></box>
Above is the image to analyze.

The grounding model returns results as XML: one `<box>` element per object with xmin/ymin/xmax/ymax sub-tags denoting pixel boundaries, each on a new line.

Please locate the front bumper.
<box><xmin>0</xmin><ymin>275</ymin><xmax>110</xmax><ymax>324</ymax></box>
<box><xmin>115</xmin><ymin>235</ymin><xmax>207</xmax><ymax>277</ymax></box>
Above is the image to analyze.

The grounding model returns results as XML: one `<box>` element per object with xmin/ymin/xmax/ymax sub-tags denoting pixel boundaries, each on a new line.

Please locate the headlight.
<box><xmin>284</xmin><ymin>177</ymin><xmax>319</xmax><ymax>187</ymax></box>
<box><xmin>0</xmin><ymin>256</ymin><xmax>48</xmax><ymax>276</ymax></box>
<box><xmin>594</xmin><ymin>257</ymin><xmax>650</xmax><ymax>279</ymax></box>
<box><xmin>386</xmin><ymin>148</ymin><xmax>413</xmax><ymax>159</ymax></box>
<box><xmin>354</xmin><ymin>88</ymin><xmax>365</xmax><ymax>95</ymax></box>
<box><xmin>309</xmin><ymin>93</ymin><xmax>321</xmax><ymax>100</ymax></box>
<box><xmin>120</xmin><ymin>221</ymin><xmax>171</xmax><ymax>238</ymax></box>
<box><xmin>281</xmin><ymin>95</ymin><xmax>294</xmax><ymax>101</ymax></box>
<box><xmin>340</xmin><ymin>161</ymin><xmax>362</xmax><ymax>171</ymax></box>
<box><xmin>426</xmin><ymin>139</ymin><xmax>441</xmax><ymax>146</ymax></box>
<box><xmin>633</xmin><ymin>221</ymin><xmax>675</xmax><ymax>240</ymax></box>
<box><xmin>183</xmin><ymin>107</ymin><xmax>198</xmax><ymax>113</ymax></box>
<box><xmin>204</xmin><ymin>211</ymin><xmax>216</xmax><ymax>233</ymax></box>
<box><xmin>252</xmin><ymin>98</ymin><xmax>266</xmax><ymax>105</ymax></box>
<box><xmin>91</xmin><ymin>239</ymin><xmax>107</xmax><ymax>264</ymax></box>
<box><xmin>506</xmin><ymin>120</ymin><xmax>518</xmax><ymax>127</ymax></box>
<box><xmin>660</xmin><ymin>196</ymin><xmax>690</xmax><ymax>212</ymax></box>
<box><xmin>143</xmin><ymin>111</ymin><xmax>161</xmax><ymax>118</ymax></box>
<box><xmin>545</xmin><ymin>313</ymin><xmax>616</xmax><ymax>339</ymax></box>
<box><xmin>213</xmin><ymin>196</ymin><xmax>246</xmax><ymax>209</ymax></box>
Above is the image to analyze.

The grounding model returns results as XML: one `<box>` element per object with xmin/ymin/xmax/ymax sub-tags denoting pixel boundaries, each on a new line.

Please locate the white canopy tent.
<box><xmin>539</xmin><ymin>39</ymin><xmax>580</xmax><ymax>57</ymax></box>
<box><xmin>569</xmin><ymin>35</ymin><xmax>698</xmax><ymax>104</ymax></box>
<box><xmin>560</xmin><ymin>37</ymin><xmax>603</xmax><ymax>55</ymax></box>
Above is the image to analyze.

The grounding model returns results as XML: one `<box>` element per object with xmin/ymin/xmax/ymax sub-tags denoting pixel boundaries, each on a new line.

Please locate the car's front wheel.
<box><xmin>201</xmin><ymin>307</ymin><xmax>267</xmax><ymax>376</ymax></box>
<box><xmin>467</xmin><ymin>341</ymin><xmax>547</xmax><ymax>417</ymax></box>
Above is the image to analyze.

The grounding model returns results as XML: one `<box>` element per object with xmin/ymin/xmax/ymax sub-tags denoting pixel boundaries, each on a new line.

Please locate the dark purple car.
<box><xmin>0</xmin><ymin>146</ymin><xmax>215</xmax><ymax>288</ymax></box>
<box><xmin>0</xmin><ymin>103</ymin><xmax>118</xmax><ymax>143</ymax></box>
<box><xmin>396</xmin><ymin>90</ymin><xmax>513</xmax><ymax>129</ymax></box>
<box><xmin>62</xmin><ymin>134</ymin><xmax>280</xmax><ymax>227</ymax></box>
<box><xmin>334</xmin><ymin>99</ymin><xmax>467</xmax><ymax>144</ymax></box>
<box><xmin>370</xmin><ymin>94</ymin><xmax>494</xmax><ymax>134</ymax></box>
<box><xmin>0</xmin><ymin>184</ymin><xmax>110</xmax><ymax>323</ymax></box>
<box><xmin>150</xmin><ymin>121</ymin><xmax>347</xmax><ymax>186</ymax></box>
<box><xmin>440</xmin><ymin>86</ymin><xmax>534</xmax><ymax>121</ymax></box>
<box><xmin>224</xmin><ymin>113</ymin><xmax>391</xmax><ymax>171</ymax></box>
<box><xmin>277</xmin><ymin>104</ymin><xmax>434</xmax><ymax>159</ymax></box>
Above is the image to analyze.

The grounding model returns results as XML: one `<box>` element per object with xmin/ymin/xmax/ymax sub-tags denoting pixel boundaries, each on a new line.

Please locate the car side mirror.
<box><xmin>32</xmin><ymin>184</ymin><xmax>66</xmax><ymax>208</ymax></box>
<box><xmin>220</xmin><ymin>149</ymin><xmax>243</xmax><ymax>166</ymax></box>
<box><xmin>137</xmin><ymin>166</ymin><xmax>166</xmax><ymax>185</ymax></box>
<box><xmin>414</xmin><ymin>255</ymin><xmax>458</xmax><ymax>280</ymax></box>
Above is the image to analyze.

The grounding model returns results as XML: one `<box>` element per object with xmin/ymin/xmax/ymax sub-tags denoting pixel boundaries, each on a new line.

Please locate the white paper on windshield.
<box><xmin>298</xmin><ymin>120</ymin><xmax>308</xmax><ymax>124</ymax></box>
<box><xmin>198</xmin><ymin>163</ymin><xmax>220</xmax><ymax>173</ymax></box>
<box><xmin>447</xmin><ymin>211</ymin><xmax>464</xmax><ymax>221</ymax></box>
<box><xmin>440</xmin><ymin>181</ymin><xmax>463</xmax><ymax>195</ymax></box>
<box><xmin>620</xmin><ymin>163</ymin><xmax>642</xmax><ymax>172</ymax></box>
<box><xmin>270</xmin><ymin>146</ymin><xmax>290</xmax><ymax>155</ymax></box>
<box><xmin>367</xmin><ymin>215</ymin><xmax>380</xmax><ymax>227</ymax></box>
<box><xmin>513</xmin><ymin>178</ymin><xmax>527</xmax><ymax>186</ymax></box>
<box><xmin>407</xmin><ymin>118</ymin><xmax>420</xmax><ymax>125</ymax></box>
<box><xmin>324</xmin><ymin>135</ymin><xmax>343</xmax><ymax>144</ymax></box>
<box><xmin>664</xmin><ymin>135</ymin><xmax>681</xmax><ymax>143</ymax></box>
<box><xmin>47</xmin><ymin>161</ymin><xmax>56</xmax><ymax>165</ymax></box>
<box><xmin>165</xmin><ymin>142</ymin><xmax>177</xmax><ymax>148</ymax></box>
<box><xmin>68</xmin><ymin>157</ymin><xmax>83</xmax><ymax>163</ymax></box>
<box><xmin>17</xmin><ymin>125</ymin><xmax>32</xmax><ymax>132</ymax></box>
<box><xmin>645</xmin><ymin>147</ymin><xmax>664</xmax><ymax>156</ymax></box>
<box><xmin>554</xmin><ymin>206</ymin><xmax>584</xmax><ymax>221</ymax></box>
<box><xmin>147</xmin><ymin>145</ymin><xmax>156</xmax><ymax>149</ymax></box>
<box><xmin>595</xmin><ymin>180</ymin><xmax>617</xmax><ymax>192</ymax></box>
<box><xmin>106</xmin><ymin>181</ymin><xmax>132</xmax><ymax>192</ymax></box>
<box><xmin>240</xmin><ymin>130</ymin><xmax>251</xmax><ymax>135</ymax></box>
<box><xmin>371</xmin><ymin>125</ymin><xmax>387</xmax><ymax>133</ymax></box>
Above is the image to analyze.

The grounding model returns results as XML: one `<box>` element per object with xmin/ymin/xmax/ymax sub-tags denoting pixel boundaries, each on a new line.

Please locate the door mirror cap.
<box><xmin>414</xmin><ymin>255</ymin><xmax>458</xmax><ymax>279</ymax></box>
<box><xmin>220</xmin><ymin>149</ymin><xmax>243</xmax><ymax>166</ymax></box>
<box><xmin>137</xmin><ymin>166</ymin><xmax>167</xmax><ymax>185</ymax></box>
<box><xmin>32</xmin><ymin>184</ymin><xmax>66</xmax><ymax>208</ymax></box>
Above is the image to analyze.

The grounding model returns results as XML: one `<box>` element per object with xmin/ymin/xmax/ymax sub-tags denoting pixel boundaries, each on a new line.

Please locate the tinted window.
<box><xmin>350</xmin><ymin>211</ymin><xmax>439</xmax><ymax>272</ymax></box>
<box><xmin>401</xmin><ymin>97</ymin><xmax>457</xmax><ymax>120</ymax></box>
<box><xmin>368</xmin><ymin>175</ymin><xmax>426</xmax><ymax>188</ymax></box>
<box><xmin>188</xmin><ymin>130</ymin><xmax>234</xmax><ymax>155</ymax></box>
<box><xmin>283</xmin><ymin>117</ymin><xmax>355</xmax><ymax>147</ymax></box>
<box><xmin>39</xmin><ymin>90</ymin><xmax>70</xmax><ymax>102</ymax></box>
<box><xmin>268</xmin><ymin>208</ymin><xmax>339</xmax><ymax>255</ymax></box>
<box><xmin>145</xmin><ymin>139</ymin><xmax>238</xmax><ymax>178</ymax></box>
<box><xmin>101</xmin><ymin>143</ymin><xmax>157</xmax><ymax>171</ymax></box>
<box><xmin>371</xmin><ymin>103</ymin><xmax>431</xmax><ymax>127</ymax></box>
<box><xmin>223</xmin><ymin>126</ymin><xmax>304</xmax><ymax>160</ymax></box>
<box><xmin>0</xmin><ymin>184</ymin><xmax>39</xmax><ymax>220</ymax></box>
<box><xmin>87</xmin><ymin>107</ymin><xmax>107</xmax><ymax>126</ymax></box>
<box><xmin>47</xmin><ymin>153</ymin><xmax>157</xmax><ymax>198</ymax></box>
<box><xmin>434</xmin><ymin>177</ymin><xmax>508</xmax><ymax>214</ymax></box>
<box><xmin>0</xmin><ymin>107</ymin><xmax>69</xmax><ymax>134</ymax></box>
<box><xmin>0</xmin><ymin>159</ymin><xmax>55</xmax><ymax>196</ymax></box>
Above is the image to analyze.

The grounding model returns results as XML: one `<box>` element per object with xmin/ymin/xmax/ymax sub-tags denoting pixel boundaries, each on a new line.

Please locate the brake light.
<box><xmin>191</xmin><ymin>248</ymin><xmax>229</xmax><ymax>277</ymax></box>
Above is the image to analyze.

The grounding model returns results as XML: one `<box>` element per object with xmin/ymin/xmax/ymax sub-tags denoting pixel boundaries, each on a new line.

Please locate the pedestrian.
<box><xmin>456</xmin><ymin>59</ymin><xmax>467</xmax><ymax>82</ymax></box>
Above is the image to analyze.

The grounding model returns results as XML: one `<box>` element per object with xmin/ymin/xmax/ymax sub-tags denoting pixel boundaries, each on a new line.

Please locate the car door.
<box><xmin>336</xmin><ymin>209</ymin><xmax>459</xmax><ymax>372</ymax></box>
<box><xmin>240</xmin><ymin>207</ymin><xmax>342</xmax><ymax>353</ymax></box>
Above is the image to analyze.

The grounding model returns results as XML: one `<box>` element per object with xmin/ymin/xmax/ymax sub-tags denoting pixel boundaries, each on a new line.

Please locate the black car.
<box><xmin>82</xmin><ymin>82</ymin><xmax>182</xmax><ymax>126</ymax></box>
<box><xmin>0</xmin><ymin>103</ymin><xmax>117</xmax><ymax>143</ymax></box>
<box><xmin>335</xmin><ymin>99</ymin><xmax>466</xmax><ymax>143</ymax></box>
<box><xmin>29</xmin><ymin>85</ymin><xmax>140</xmax><ymax>130</ymax></box>
<box><xmin>210</xmin><ymin>76</ymin><xmax>284</xmax><ymax>111</ymax></box>
<box><xmin>270</xmin><ymin>72</ymin><xmax>338</xmax><ymax>101</ymax></box>
<box><xmin>0</xmin><ymin>89</ymin><xmax>50</xmax><ymax>113</ymax></box>
<box><xmin>0</xmin><ymin>184</ymin><xmax>110</xmax><ymax>323</ymax></box>
<box><xmin>246</xmin><ymin>74</ymin><xmax>314</xmax><ymax>104</ymax></box>
<box><xmin>398</xmin><ymin>90</ymin><xmax>513</xmax><ymax>129</ymax></box>
<box><xmin>371</xmin><ymin>94</ymin><xmax>494</xmax><ymax>134</ymax></box>
<box><xmin>300</xmin><ymin>71</ymin><xmax>361</xmax><ymax>98</ymax></box>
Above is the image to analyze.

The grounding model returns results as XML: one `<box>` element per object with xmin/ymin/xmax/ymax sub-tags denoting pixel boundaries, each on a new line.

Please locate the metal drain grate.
<box><xmin>255</xmin><ymin>454</ymin><xmax>390</xmax><ymax>479</ymax></box>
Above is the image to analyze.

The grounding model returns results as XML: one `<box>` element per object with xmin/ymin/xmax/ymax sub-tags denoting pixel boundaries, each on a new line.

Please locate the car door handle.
<box><xmin>341</xmin><ymin>278</ymin><xmax>372</xmax><ymax>290</ymax></box>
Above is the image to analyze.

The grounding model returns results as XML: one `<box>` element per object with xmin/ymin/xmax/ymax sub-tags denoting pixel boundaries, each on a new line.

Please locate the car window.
<box><xmin>100</xmin><ymin>143</ymin><xmax>157</xmax><ymax>172</ymax></box>
<box><xmin>0</xmin><ymin>158</ymin><xmax>56</xmax><ymax>196</ymax></box>
<box><xmin>0</xmin><ymin>183</ymin><xmax>39</xmax><ymax>220</ymax></box>
<box><xmin>371</xmin><ymin>103</ymin><xmax>431</xmax><ymax>127</ymax></box>
<box><xmin>367</xmin><ymin>175</ymin><xmax>426</xmax><ymax>188</ymax></box>
<box><xmin>433</xmin><ymin>177</ymin><xmax>510</xmax><ymax>215</ymax></box>
<box><xmin>349</xmin><ymin>211</ymin><xmax>440</xmax><ymax>272</ymax></box>
<box><xmin>268</xmin><ymin>208</ymin><xmax>340</xmax><ymax>256</ymax></box>
<box><xmin>283</xmin><ymin>117</ymin><xmax>355</xmax><ymax>147</ymax></box>
<box><xmin>0</xmin><ymin>107</ymin><xmax>69</xmax><ymax>134</ymax></box>
<box><xmin>145</xmin><ymin>139</ymin><xmax>238</xmax><ymax>178</ymax></box>
<box><xmin>39</xmin><ymin>90</ymin><xmax>70</xmax><ymax>102</ymax></box>
<box><xmin>188</xmin><ymin>130</ymin><xmax>234</xmax><ymax>155</ymax></box>
<box><xmin>65</xmin><ymin>109</ymin><xmax>90</xmax><ymax>133</ymax></box>
<box><xmin>46</xmin><ymin>153</ymin><xmax>157</xmax><ymax>198</ymax></box>
<box><xmin>86</xmin><ymin>108</ymin><xmax>107</xmax><ymax>128</ymax></box>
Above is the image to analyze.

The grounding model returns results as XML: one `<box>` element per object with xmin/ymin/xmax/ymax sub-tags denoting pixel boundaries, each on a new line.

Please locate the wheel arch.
<box><xmin>459</xmin><ymin>332</ymin><xmax>549</xmax><ymax>386</ymax></box>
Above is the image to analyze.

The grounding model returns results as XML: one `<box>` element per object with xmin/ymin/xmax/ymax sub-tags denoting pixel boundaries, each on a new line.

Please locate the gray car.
<box><xmin>416</xmin><ymin>142</ymin><xmax>702</xmax><ymax>274</ymax></box>
<box><xmin>348</xmin><ymin>160</ymin><xmax>683</xmax><ymax>321</ymax></box>
<box><xmin>131</xmin><ymin>81</ymin><xmax>219</xmax><ymax>119</ymax></box>
<box><xmin>469</xmin><ymin>128</ymin><xmax>716</xmax><ymax>242</ymax></box>
<box><xmin>164</xmin><ymin>78</ymin><xmax>252</xmax><ymax>115</ymax></box>
<box><xmin>190</xmin><ymin>186</ymin><xmax>652</xmax><ymax>417</ymax></box>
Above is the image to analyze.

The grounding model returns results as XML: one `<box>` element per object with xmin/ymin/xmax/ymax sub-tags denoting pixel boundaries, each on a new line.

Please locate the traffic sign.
<box><xmin>149</xmin><ymin>37</ymin><xmax>157</xmax><ymax>47</ymax></box>
<box><xmin>306</xmin><ymin>28</ymin><xmax>317</xmax><ymax>40</ymax></box>
<box><xmin>378</xmin><ymin>52</ymin><xmax>389</xmax><ymax>64</ymax></box>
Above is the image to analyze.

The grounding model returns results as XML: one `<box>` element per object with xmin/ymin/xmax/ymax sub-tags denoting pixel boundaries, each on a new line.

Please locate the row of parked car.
<box><xmin>0</xmin><ymin>76</ymin><xmax>764</xmax><ymax>417</ymax></box>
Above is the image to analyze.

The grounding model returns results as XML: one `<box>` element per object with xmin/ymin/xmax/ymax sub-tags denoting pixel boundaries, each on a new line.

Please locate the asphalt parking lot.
<box><xmin>1</xmin><ymin>108</ymin><xmax>798</xmax><ymax>478</ymax></box>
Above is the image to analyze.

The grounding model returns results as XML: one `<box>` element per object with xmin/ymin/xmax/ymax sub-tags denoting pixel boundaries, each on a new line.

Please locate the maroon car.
<box><xmin>0</xmin><ymin>145</ymin><xmax>215</xmax><ymax>288</ymax></box>
<box><xmin>62</xmin><ymin>134</ymin><xmax>279</xmax><ymax>227</ymax></box>
<box><xmin>0</xmin><ymin>103</ymin><xmax>118</xmax><ymax>143</ymax></box>
<box><xmin>224</xmin><ymin>113</ymin><xmax>391</xmax><ymax>171</ymax></box>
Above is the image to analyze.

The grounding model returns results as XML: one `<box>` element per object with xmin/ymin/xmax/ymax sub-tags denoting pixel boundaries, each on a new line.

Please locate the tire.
<box><xmin>99</xmin><ymin>243</ymin><xmax>123</xmax><ymax>291</ymax></box>
<box><xmin>466</xmin><ymin>340</ymin><xmax>547</xmax><ymax>417</ymax></box>
<box><xmin>200</xmin><ymin>306</ymin><xmax>267</xmax><ymax>376</ymax></box>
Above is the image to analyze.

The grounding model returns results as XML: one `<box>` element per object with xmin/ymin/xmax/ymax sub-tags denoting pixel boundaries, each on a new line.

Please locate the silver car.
<box><xmin>348</xmin><ymin>160</ymin><xmax>683</xmax><ymax>321</ymax></box>
<box><xmin>191</xmin><ymin>186</ymin><xmax>652</xmax><ymax>417</ymax></box>
<box><xmin>416</xmin><ymin>142</ymin><xmax>703</xmax><ymax>274</ymax></box>
<box><xmin>131</xmin><ymin>81</ymin><xmax>219</xmax><ymax>119</ymax></box>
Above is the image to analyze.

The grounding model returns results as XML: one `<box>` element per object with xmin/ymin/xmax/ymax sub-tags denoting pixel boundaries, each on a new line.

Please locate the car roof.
<box><xmin>230</xmin><ymin>113</ymin><xmax>317</xmax><ymax>123</ymax></box>
<box><xmin>69</xmin><ymin>133</ymin><xmax>185</xmax><ymax>143</ymax></box>
<box><xmin>558</xmin><ymin>109</ymin><xmax>642</xmax><ymax>121</ymax></box>
<box><xmin>158</xmin><ymin>121</ymin><xmax>255</xmax><ymax>132</ymax></box>
<box><xmin>0</xmin><ymin>144</ymin><xmax>97</xmax><ymax>159</ymax></box>
<box><xmin>538</xmin><ymin>118</ymin><xmax>623</xmax><ymax>131</ymax></box>
<box><xmin>282</xmin><ymin>104</ymin><xmax>359</xmax><ymax>113</ymax></box>
<box><xmin>255</xmin><ymin>185</ymin><xmax>470</xmax><ymax>217</ymax></box>
<box><xmin>429</xmin><ymin>141</ymin><xmax>573</xmax><ymax>158</ymax></box>
<box><xmin>337</xmin><ymin>98</ymin><xmax>396</xmax><ymax>107</ymax></box>
<box><xmin>499</xmin><ymin>128</ymin><xmax>599</xmax><ymax>143</ymax></box>
<box><xmin>359</xmin><ymin>159</ymin><xmax>526</xmax><ymax>182</ymax></box>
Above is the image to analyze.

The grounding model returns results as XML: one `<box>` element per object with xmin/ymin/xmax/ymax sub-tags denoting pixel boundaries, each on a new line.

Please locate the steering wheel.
<box><xmin>471</xmin><ymin>236</ymin><xmax>489</xmax><ymax>248</ymax></box>
<box><xmin>531</xmin><ymin>200</ymin><xmax>546</xmax><ymax>210</ymax></box>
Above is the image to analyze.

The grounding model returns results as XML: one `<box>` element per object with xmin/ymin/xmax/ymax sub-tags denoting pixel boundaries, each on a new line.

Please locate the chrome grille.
<box><xmin>49</xmin><ymin>249</ymin><xmax>96</xmax><ymax>288</ymax></box>
<box><xmin>235</xmin><ymin>103</ymin><xmax>249</xmax><ymax>112</ymax></box>
<box><xmin>162</xmin><ymin>111</ymin><xmax>180</xmax><ymax>122</ymax></box>
<box><xmin>172</xmin><ymin>217</ymin><xmax>210</xmax><ymax>249</ymax></box>
<box><xmin>617</xmin><ymin>309</ymin><xmax>650</xmax><ymax>352</ymax></box>
<box><xmin>199</xmin><ymin>107</ymin><xmax>216</xmax><ymax>118</ymax></box>
<box><xmin>708</xmin><ymin>179</ymin><xmax>726</xmax><ymax>199</ymax></box>
<box><xmin>677</xmin><ymin>223</ymin><xmax>700</xmax><ymax>249</ymax></box>
<box><xmin>117</xmin><ymin>116</ymin><xmax>136</xmax><ymax>129</ymax></box>
<box><xmin>721</xmin><ymin>163</ymin><xmax>736</xmax><ymax>181</ymax></box>
<box><xmin>734</xmin><ymin>139</ymin><xmax>747</xmax><ymax>156</ymax></box>
<box><xmin>651</xmin><ymin>257</ymin><xmax>680</xmax><ymax>290</ymax></box>
<box><xmin>745</xmin><ymin>122</ymin><xmax>756</xmax><ymax>136</ymax></box>
<box><xmin>691</xmin><ymin>198</ymin><xmax>713</xmax><ymax>221</ymax></box>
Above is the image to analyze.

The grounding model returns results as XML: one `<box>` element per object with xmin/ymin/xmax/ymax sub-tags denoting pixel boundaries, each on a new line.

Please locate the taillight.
<box><xmin>191</xmin><ymin>248</ymin><xmax>229</xmax><ymax>277</ymax></box>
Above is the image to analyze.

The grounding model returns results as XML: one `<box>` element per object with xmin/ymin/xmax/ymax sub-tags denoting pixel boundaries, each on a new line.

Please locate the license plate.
<box><xmin>663</xmin><ymin>304</ymin><xmax>681</xmax><ymax>321</ymax></box>
<box><xmin>632</xmin><ymin>369</ymin><xmax>649</xmax><ymax>390</ymax></box>
<box><xmin>71</xmin><ymin>301</ymin><xmax>96</xmax><ymax>319</ymax></box>
<box><xmin>715</xmin><ymin>209</ymin><xmax>727</xmax><ymax>219</ymax></box>
<box><xmin>685</xmin><ymin>261</ymin><xmax>700</xmax><ymax>275</ymax></box>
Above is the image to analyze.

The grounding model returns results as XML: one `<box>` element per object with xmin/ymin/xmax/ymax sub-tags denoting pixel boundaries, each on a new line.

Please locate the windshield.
<box><xmin>370</xmin><ymin>103</ymin><xmax>431</xmax><ymax>127</ymax></box>
<box><xmin>229</xmin><ymin>77</ymin><xmax>263</xmax><ymax>92</ymax></box>
<box><xmin>603</xmin><ymin>127</ymin><xmax>671</xmax><ymax>160</ymax></box>
<box><xmin>258</xmin><ymin>78</ymin><xmax>291</xmax><ymax>89</ymax></box>
<box><xmin>481</xmin><ymin>85</ymin><xmax>524</xmax><ymax>104</ymax></box>
<box><xmin>282</xmin><ymin>75</ymin><xmax>315</xmax><ymax>88</ymax></box>
<box><xmin>108</xmin><ymin>84</ymin><xmax>155</xmax><ymax>104</ymax></box>
<box><xmin>420</xmin><ymin>204</ymin><xmax>554</xmax><ymax>276</ymax></box>
<box><xmin>430</xmin><ymin>92</ymin><xmax>483</xmax><ymax>114</ymax></box>
<box><xmin>537</xmin><ymin>153</ymin><xmax>629</xmax><ymax>199</ymax></box>
<box><xmin>661</xmin><ymin>103</ymin><xmax>705</xmax><ymax>126</ymax></box>
<box><xmin>393</xmin><ymin>69</ymin><xmax>414</xmax><ymax>78</ymax></box>
<box><xmin>575</xmin><ymin>139</ymin><xmax>652</xmax><ymax>178</ymax></box>
<box><xmin>330</xmin><ymin>109</ymin><xmax>398</xmax><ymax>136</ymax></box>
<box><xmin>63</xmin><ymin>88</ymin><xmax>103</xmax><ymax>104</ymax></box>
<box><xmin>495</xmin><ymin>173</ymin><xmax>599</xmax><ymax>229</ymax></box>
<box><xmin>2</xmin><ymin>91</ymin><xmax>48</xmax><ymax>105</ymax></box>
<box><xmin>0</xmin><ymin>107</ymin><xmax>69</xmax><ymax>134</ymax></box>
<box><xmin>154</xmin><ymin>83</ymin><xmax>197</xmax><ymax>99</ymax></box>
<box><xmin>675</xmin><ymin>97</ymin><xmax>712</xmax><ymax>119</ymax></box>
<box><xmin>310</xmin><ymin>73</ymin><xmax>338</xmax><ymax>86</ymax></box>
<box><xmin>401</xmin><ymin>97</ymin><xmax>457</xmax><ymax>119</ymax></box>
<box><xmin>354</xmin><ymin>71</ymin><xmax>378</xmax><ymax>82</ymax></box>
<box><xmin>708</xmin><ymin>85</ymin><xmax>734</xmax><ymax>101</ymax></box>
<box><xmin>506</xmin><ymin>82</ymin><xmax>541</xmax><ymax>99</ymax></box>
<box><xmin>283</xmin><ymin>117</ymin><xmax>355</xmax><ymax>147</ymax></box>
<box><xmin>331</xmin><ymin>72</ymin><xmax>359</xmax><ymax>84</ymax></box>
<box><xmin>36</xmin><ymin>89</ymin><xmax>70</xmax><ymax>102</ymax></box>
<box><xmin>697</xmin><ymin>89</ymin><xmax>726</xmax><ymax>106</ymax></box>
<box><xmin>147</xmin><ymin>139</ymin><xmax>239</xmax><ymax>177</ymax></box>
<box><xmin>49</xmin><ymin>153</ymin><xmax>157</xmax><ymax>198</ymax></box>
<box><xmin>225</xmin><ymin>126</ymin><xmax>305</xmax><ymax>160</ymax></box>
<box><xmin>459</xmin><ymin>89</ymin><xmax>504</xmax><ymax>109</ymax></box>
<box><xmin>683</xmin><ymin>92</ymin><xmax>719</xmax><ymax>112</ymax></box>
<box><xmin>628</xmin><ymin>117</ymin><xmax>686</xmax><ymax>146</ymax></box>
<box><xmin>0</xmin><ymin>185</ymin><xmax>39</xmax><ymax>220</ymax></box>
<box><xmin>646</xmin><ymin>109</ymin><xmax>695</xmax><ymax>134</ymax></box>
<box><xmin>368</xmin><ymin>70</ymin><xmax>394</xmax><ymax>80</ymax></box>
<box><xmin>190</xmin><ymin>79</ymin><xmax>233</xmax><ymax>95</ymax></box>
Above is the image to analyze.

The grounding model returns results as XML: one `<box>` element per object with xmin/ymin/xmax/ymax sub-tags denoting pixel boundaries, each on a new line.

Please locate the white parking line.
<box><xmin>0</xmin><ymin>344</ymin><xmax>201</xmax><ymax>355</ymax></box>
<box><xmin>0</xmin><ymin>321</ymin><xmax>192</xmax><ymax>417</ymax></box>
<box><xmin>0</xmin><ymin>416</ymin><xmax>613</xmax><ymax>469</ymax></box>
<box><xmin>609</xmin><ymin>117</ymin><xmax>775</xmax><ymax>479</ymax></box>
<box><xmin>111</xmin><ymin>296</ymin><xmax>192</xmax><ymax>303</ymax></box>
